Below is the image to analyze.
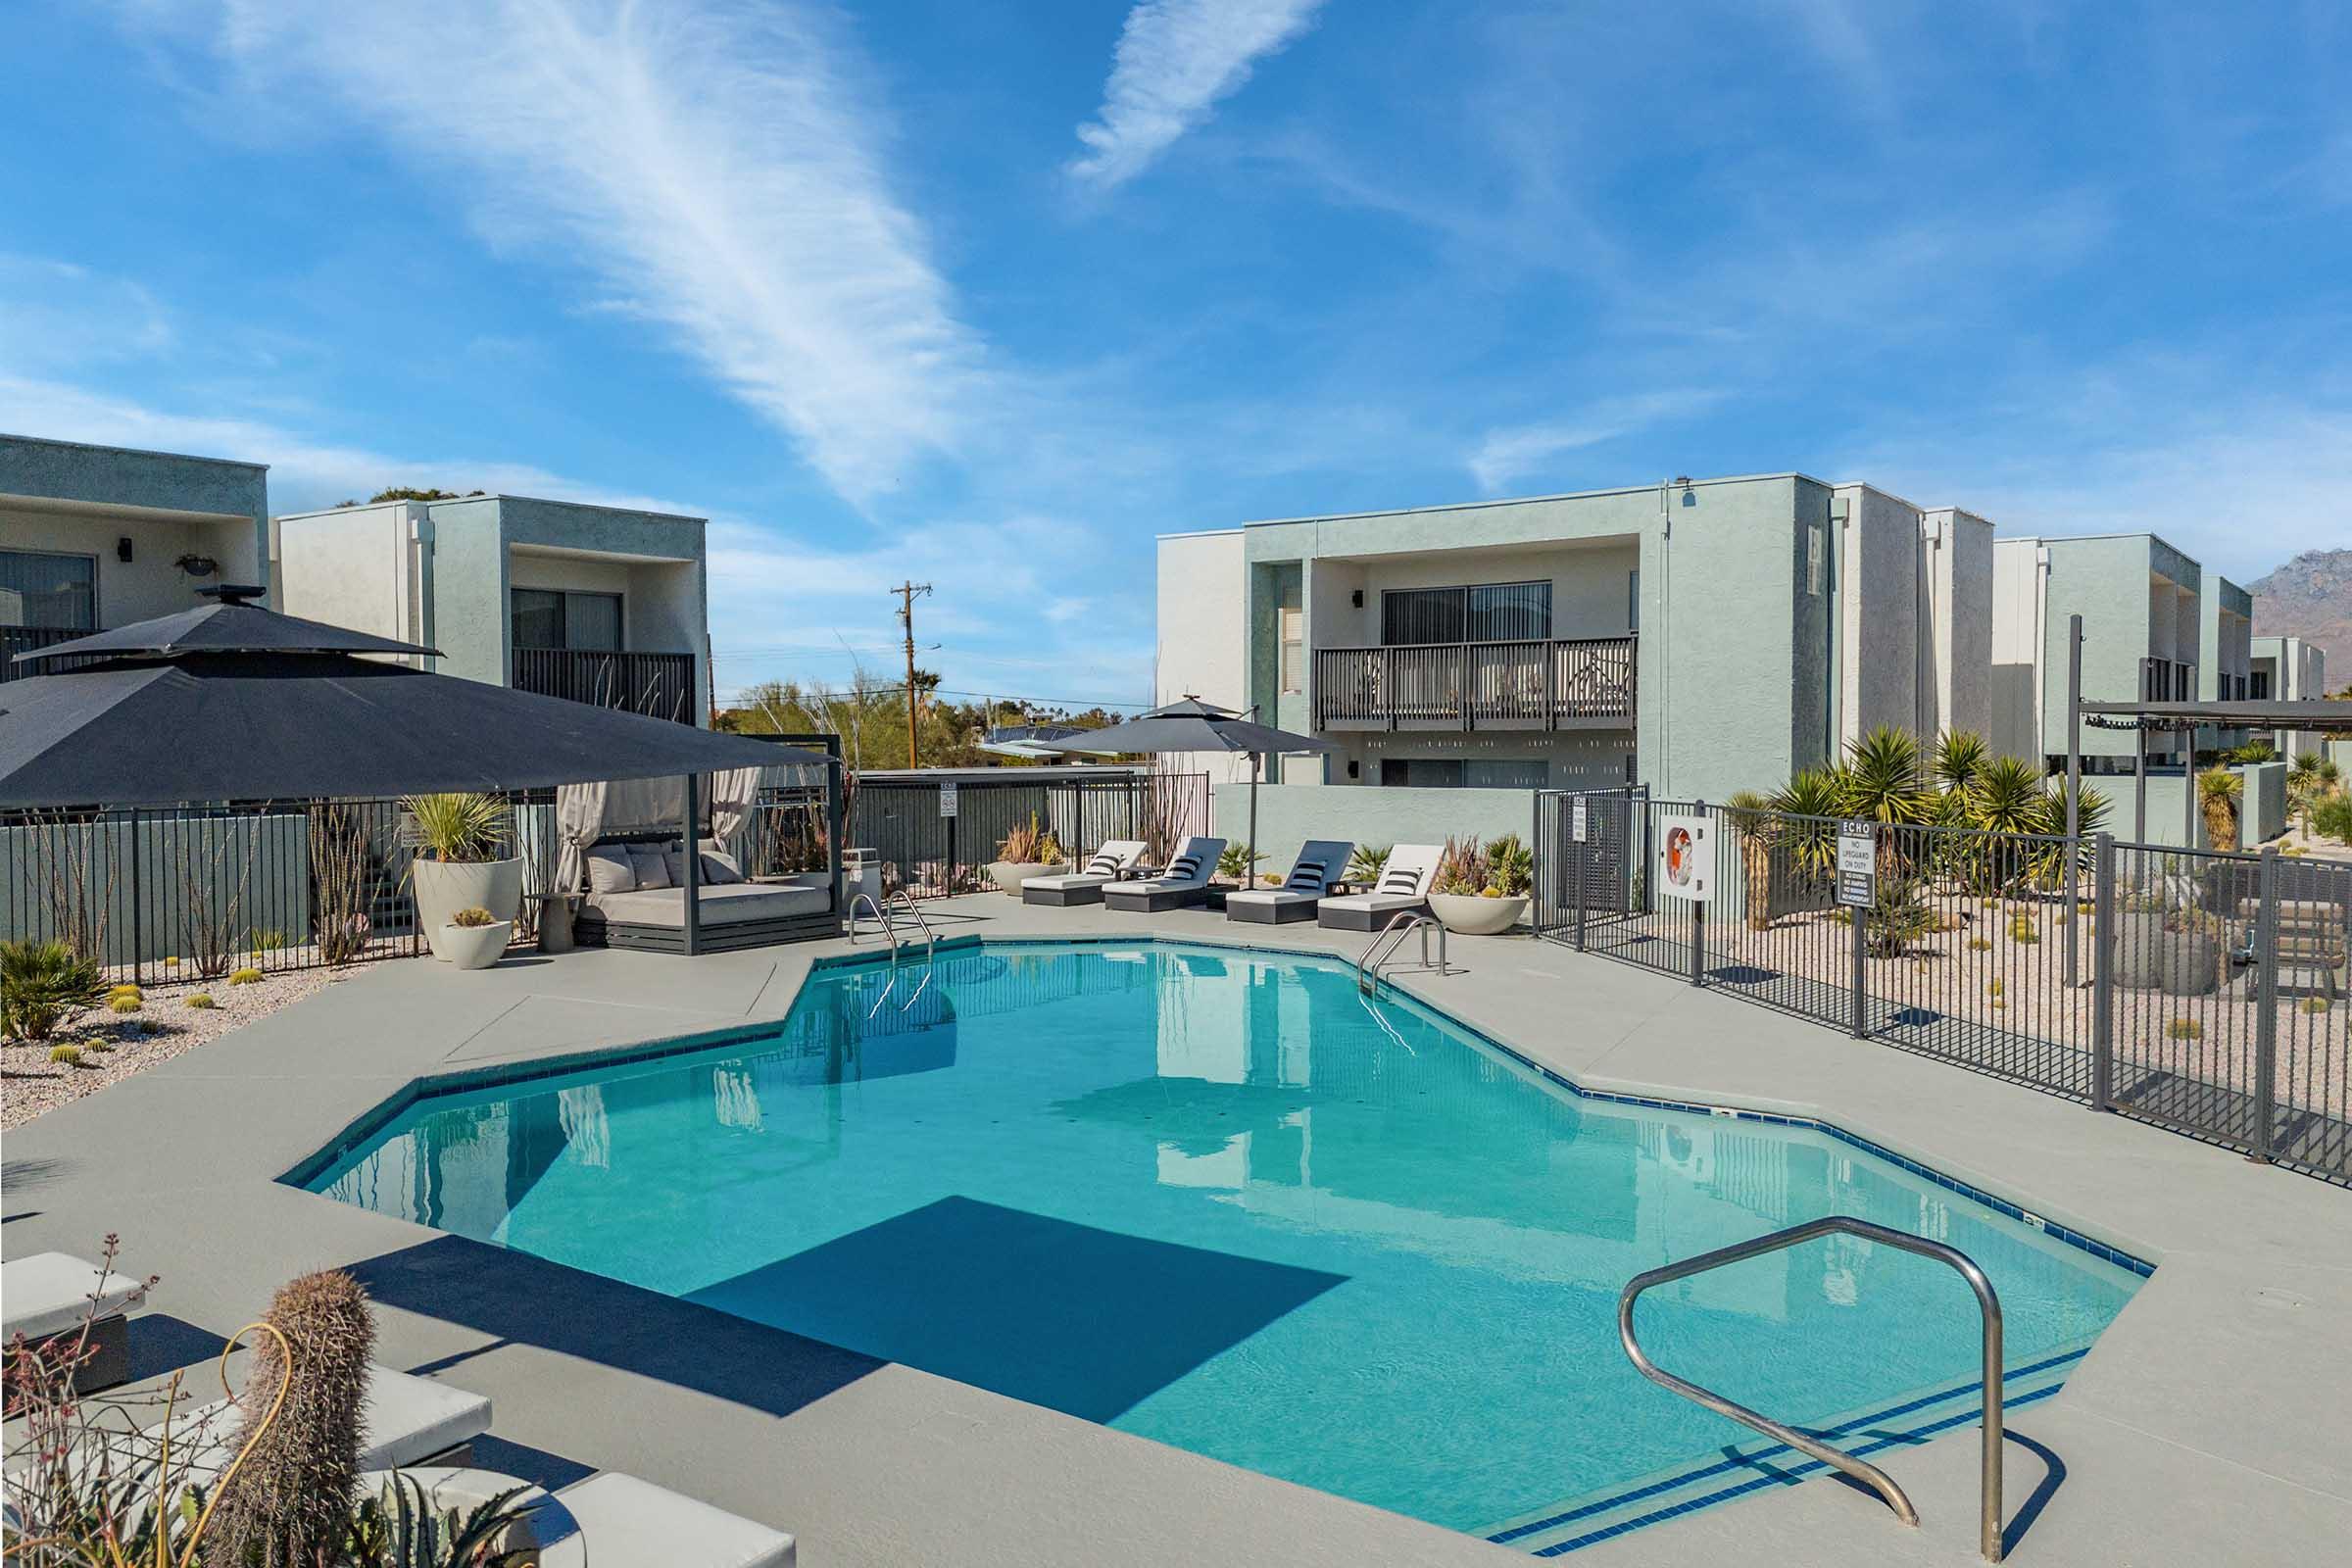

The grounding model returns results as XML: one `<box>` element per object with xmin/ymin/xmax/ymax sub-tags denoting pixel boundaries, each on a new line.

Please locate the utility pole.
<box><xmin>892</xmin><ymin>581</ymin><xmax>932</xmax><ymax>768</ymax></box>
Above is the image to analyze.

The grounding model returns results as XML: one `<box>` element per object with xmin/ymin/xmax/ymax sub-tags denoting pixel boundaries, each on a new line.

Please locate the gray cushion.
<box><xmin>584</xmin><ymin>845</ymin><xmax>637</xmax><ymax>896</ymax></box>
<box><xmin>1</xmin><ymin>1252</ymin><xmax>150</xmax><ymax>1341</ymax></box>
<box><xmin>543</xmin><ymin>1472</ymin><xmax>795</xmax><ymax>1568</ymax></box>
<box><xmin>628</xmin><ymin>845</ymin><xmax>672</xmax><ymax>889</ymax></box>
<box><xmin>700</xmin><ymin>848</ymin><xmax>746</xmax><ymax>884</ymax></box>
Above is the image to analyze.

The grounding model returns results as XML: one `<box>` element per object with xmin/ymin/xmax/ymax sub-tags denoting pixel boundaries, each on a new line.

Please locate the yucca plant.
<box><xmin>1838</xmin><ymin>725</ymin><xmax>1931</xmax><ymax>825</ymax></box>
<box><xmin>1932</xmin><ymin>728</ymin><xmax>1990</xmax><ymax>794</ymax></box>
<box><xmin>1347</xmin><ymin>845</ymin><xmax>1393</xmax><ymax>885</ymax></box>
<box><xmin>1216</xmin><ymin>843</ymin><xmax>1264</xmax><ymax>883</ymax></box>
<box><xmin>1</xmin><ymin>939</ymin><xmax>106</xmax><ymax>1042</ymax></box>
<box><xmin>399</xmin><ymin>793</ymin><xmax>512</xmax><ymax>863</ymax></box>
<box><xmin>1769</xmin><ymin>767</ymin><xmax>1843</xmax><ymax>886</ymax></box>
<box><xmin>2196</xmin><ymin>766</ymin><xmax>2242</xmax><ymax>852</ymax></box>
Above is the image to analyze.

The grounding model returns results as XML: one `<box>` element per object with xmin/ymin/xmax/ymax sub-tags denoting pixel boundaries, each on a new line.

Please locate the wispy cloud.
<box><xmin>1070</xmin><ymin>0</ymin><xmax>1326</xmax><ymax>189</ymax></box>
<box><xmin>1466</xmin><ymin>391</ymin><xmax>1727</xmax><ymax>494</ymax></box>
<box><xmin>0</xmin><ymin>255</ymin><xmax>172</xmax><ymax>369</ymax></box>
<box><xmin>114</xmin><ymin>0</ymin><xmax>986</xmax><ymax>507</ymax></box>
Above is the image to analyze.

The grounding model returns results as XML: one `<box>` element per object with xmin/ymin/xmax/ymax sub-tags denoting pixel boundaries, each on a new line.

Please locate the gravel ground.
<box><xmin>0</xmin><ymin>964</ymin><xmax>366</xmax><ymax>1130</ymax></box>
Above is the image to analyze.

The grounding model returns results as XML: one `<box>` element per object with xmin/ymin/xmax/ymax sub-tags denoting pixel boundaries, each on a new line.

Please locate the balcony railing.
<box><xmin>2</xmin><ymin>625</ymin><xmax>96</xmax><ymax>683</ymax></box>
<box><xmin>2138</xmin><ymin>657</ymin><xmax>2195</xmax><ymax>703</ymax></box>
<box><xmin>1313</xmin><ymin>637</ymin><xmax>1636</xmax><ymax>730</ymax></box>
<box><xmin>514</xmin><ymin>647</ymin><xmax>698</xmax><ymax>723</ymax></box>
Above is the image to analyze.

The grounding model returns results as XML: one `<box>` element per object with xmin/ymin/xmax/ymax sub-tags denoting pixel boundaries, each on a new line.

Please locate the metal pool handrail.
<box><xmin>1356</xmin><ymin>911</ymin><xmax>1447</xmax><ymax>995</ymax></box>
<box><xmin>1617</xmin><ymin>1215</ymin><xmax>2007</xmax><ymax>1563</ymax></box>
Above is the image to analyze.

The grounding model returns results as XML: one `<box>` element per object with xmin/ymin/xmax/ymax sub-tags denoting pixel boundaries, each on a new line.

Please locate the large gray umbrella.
<box><xmin>1043</xmin><ymin>698</ymin><xmax>1335</xmax><ymax>877</ymax></box>
<box><xmin>0</xmin><ymin>588</ymin><xmax>832</xmax><ymax>808</ymax></box>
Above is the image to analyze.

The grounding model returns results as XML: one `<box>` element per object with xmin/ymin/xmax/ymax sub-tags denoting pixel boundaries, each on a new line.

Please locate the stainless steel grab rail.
<box><xmin>848</xmin><ymin>891</ymin><xmax>896</xmax><ymax>949</ymax></box>
<box><xmin>1618</xmin><ymin>1216</ymin><xmax>2006</xmax><ymax>1562</ymax></box>
<box><xmin>1356</xmin><ymin>911</ymin><xmax>1447</xmax><ymax>995</ymax></box>
<box><xmin>887</xmin><ymin>888</ymin><xmax>937</xmax><ymax>966</ymax></box>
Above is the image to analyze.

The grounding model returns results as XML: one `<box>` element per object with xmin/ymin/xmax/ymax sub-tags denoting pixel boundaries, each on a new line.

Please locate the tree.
<box><xmin>336</xmin><ymin>487</ymin><xmax>487</xmax><ymax>507</ymax></box>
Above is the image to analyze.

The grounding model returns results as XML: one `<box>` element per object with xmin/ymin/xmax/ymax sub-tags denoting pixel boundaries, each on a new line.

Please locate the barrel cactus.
<box><xmin>210</xmin><ymin>1269</ymin><xmax>376</xmax><ymax>1567</ymax></box>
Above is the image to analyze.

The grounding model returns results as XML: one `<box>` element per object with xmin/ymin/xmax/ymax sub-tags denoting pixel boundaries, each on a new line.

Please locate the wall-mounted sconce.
<box><xmin>1347</xmin><ymin>759</ymin><xmax>1359</xmax><ymax>779</ymax></box>
<box><xmin>1350</xmin><ymin>589</ymin><xmax>1364</xmax><ymax>609</ymax></box>
<box><xmin>174</xmin><ymin>553</ymin><xmax>220</xmax><ymax>577</ymax></box>
<box><xmin>1674</xmin><ymin>475</ymin><xmax>1696</xmax><ymax>507</ymax></box>
<box><xmin>117</xmin><ymin>537</ymin><xmax>134</xmax><ymax>563</ymax></box>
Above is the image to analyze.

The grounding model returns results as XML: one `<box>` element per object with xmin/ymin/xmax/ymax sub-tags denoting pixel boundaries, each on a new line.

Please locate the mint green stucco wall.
<box><xmin>0</xmin><ymin>434</ymin><xmax>270</xmax><ymax>604</ymax></box>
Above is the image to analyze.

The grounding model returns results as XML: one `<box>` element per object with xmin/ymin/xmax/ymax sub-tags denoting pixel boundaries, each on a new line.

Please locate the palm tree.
<box><xmin>2197</xmin><ymin>767</ymin><xmax>2243</xmax><ymax>852</ymax></box>
<box><xmin>1724</xmin><ymin>790</ymin><xmax>1777</xmax><ymax>931</ymax></box>
<box><xmin>1838</xmin><ymin>726</ymin><xmax>1931</xmax><ymax>825</ymax></box>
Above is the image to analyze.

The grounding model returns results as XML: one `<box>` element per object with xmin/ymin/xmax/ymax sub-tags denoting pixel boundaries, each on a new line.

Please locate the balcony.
<box><xmin>1312</xmin><ymin>637</ymin><xmax>1636</xmax><ymax>731</ymax></box>
<box><xmin>514</xmin><ymin>647</ymin><xmax>698</xmax><ymax>723</ymax></box>
<box><xmin>1</xmin><ymin>625</ymin><xmax>95</xmax><ymax>684</ymax></box>
<box><xmin>2138</xmin><ymin>657</ymin><xmax>2195</xmax><ymax>703</ymax></box>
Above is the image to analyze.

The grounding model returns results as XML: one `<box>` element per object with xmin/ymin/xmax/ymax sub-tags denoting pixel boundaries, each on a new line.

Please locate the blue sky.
<box><xmin>4</xmin><ymin>1</ymin><xmax>2347</xmax><ymax>710</ymax></box>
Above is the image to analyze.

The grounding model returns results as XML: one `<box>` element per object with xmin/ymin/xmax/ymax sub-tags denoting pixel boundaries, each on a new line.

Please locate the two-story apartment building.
<box><xmin>0</xmin><ymin>434</ymin><xmax>272</xmax><ymax>678</ymax></box>
<box><xmin>273</xmin><ymin>494</ymin><xmax>710</xmax><ymax>725</ymax></box>
<box><xmin>1155</xmin><ymin>473</ymin><xmax>1992</xmax><ymax>804</ymax></box>
<box><xmin>1990</xmin><ymin>532</ymin><xmax>2205</xmax><ymax>773</ymax></box>
<box><xmin>2251</xmin><ymin>634</ymin><xmax>2330</xmax><ymax>760</ymax></box>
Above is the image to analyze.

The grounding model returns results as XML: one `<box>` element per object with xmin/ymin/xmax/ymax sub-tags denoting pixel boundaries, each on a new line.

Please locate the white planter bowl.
<box><xmin>440</xmin><ymin>920</ymin><xmax>514</xmax><ymax>971</ymax></box>
<box><xmin>987</xmin><ymin>860</ymin><xmax>1063</xmax><ymax>894</ymax></box>
<box><xmin>413</xmin><ymin>857</ymin><xmax>524</xmax><ymax>959</ymax></box>
<box><xmin>1429</xmin><ymin>892</ymin><xmax>1529</xmax><ymax>936</ymax></box>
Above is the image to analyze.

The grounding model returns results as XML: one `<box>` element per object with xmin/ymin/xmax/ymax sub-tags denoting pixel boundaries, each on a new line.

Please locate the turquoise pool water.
<box><xmin>306</xmin><ymin>940</ymin><xmax>2141</xmax><ymax>1550</ymax></box>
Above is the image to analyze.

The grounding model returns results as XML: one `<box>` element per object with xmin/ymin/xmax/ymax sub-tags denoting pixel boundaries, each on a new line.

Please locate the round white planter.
<box><xmin>987</xmin><ymin>860</ymin><xmax>1062</xmax><ymax>894</ymax></box>
<box><xmin>440</xmin><ymin>920</ymin><xmax>513</xmax><ymax>971</ymax></box>
<box><xmin>1429</xmin><ymin>892</ymin><xmax>1530</xmax><ymax>936</ymax></box>
<box><xmin>412</xmin><ymin>857</ymin><xmax>524</xmax><ymax>960</ymax></box>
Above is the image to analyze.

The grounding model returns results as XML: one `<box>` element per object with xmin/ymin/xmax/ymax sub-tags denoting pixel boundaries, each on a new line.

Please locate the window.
<box><xmin>511</xmin><ymin>589</ymin><xmax>622</xmax><ymax>651</ymax></box>
<box><xmin>1279</xmin><ymin>606</ymin><xmax>1304</xmax><ymax>694</ymax></box>
<box><xmin>1377</xmin><ymin>757</ymin><xmax>1546</xmax><ymax>789</ymax></box>
<box><xmin>1380</xmin><ymin>581</ymin><xmax>1551</xmax><ymax>645</ymax></box>
<box><xmin>0</xmin><ymin>549</ymin><xmax>97</xmax><ymax>629</ymax></box>
<box><xmin>2250</xmin><ymin>670</ymin><xmax>2273</xmax><ymax>701</ymax></box>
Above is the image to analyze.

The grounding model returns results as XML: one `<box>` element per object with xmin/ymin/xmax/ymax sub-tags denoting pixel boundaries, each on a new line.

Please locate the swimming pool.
<box><xmin>304</xmin><ymin>940</ymin><xmax>2143</xmax><ymax>1551</ymax></box>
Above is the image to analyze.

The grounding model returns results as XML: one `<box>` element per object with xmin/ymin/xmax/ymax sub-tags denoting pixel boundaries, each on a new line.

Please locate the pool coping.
<box><xmin>6</xmin><ymin>895</ymin><xmax>2348</xmax><ymax>1568</ymax></box>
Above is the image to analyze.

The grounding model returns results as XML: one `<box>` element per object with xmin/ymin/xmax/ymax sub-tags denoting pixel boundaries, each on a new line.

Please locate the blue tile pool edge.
<box><xmin>276</xmin><ymin>933</ymin><xmax>2156</xmax><ymax>1280</ymax></box>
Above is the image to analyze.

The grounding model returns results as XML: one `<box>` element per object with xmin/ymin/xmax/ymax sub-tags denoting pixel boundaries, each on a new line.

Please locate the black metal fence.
<box><xmin>0</xmin><ymin>786</ymin><xmax>832</xmax><ymax>986</ymax></box>
<box><xmin>848</xmin><ymin>771</ymin><xmax>1209</xmax><ymax>901</ymax></box>
<box><xmin>1536</xmin><ymin>789</ymin><xmax>2352</xmax><ymax>1184</ymax></box>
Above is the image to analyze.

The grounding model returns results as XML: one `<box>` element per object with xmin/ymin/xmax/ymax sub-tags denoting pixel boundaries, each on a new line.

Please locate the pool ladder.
<box><xmin>849</xmin><ymin>890</ymin><xmax>938</xmax><ymax>1016</ymax></box>
<box><xmin>1619</xmin><ymin>1215</ymin><xmax>2007</xmax><ymax>1562</ymax></box>
<box><xmin>1356</xmin><ymin>911</ymin><xmax>1448</xmax><ymax>996</ymax></box>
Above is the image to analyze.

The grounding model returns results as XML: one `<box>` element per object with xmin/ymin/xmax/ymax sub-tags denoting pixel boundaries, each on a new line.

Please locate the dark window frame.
<box><xmin>510</xmin><ymin>587</ymin><xmax>625</xmax><ymax>652</ymax></box>
<box><xmin>0</xmin><ymin>547</ymin><xmax>99</xmax><ymax>631</ymax></box>
<box><xmin>1379</xmin><ymin>579</ymin><xmax>1552</xmax><ymax>646</ymax></box>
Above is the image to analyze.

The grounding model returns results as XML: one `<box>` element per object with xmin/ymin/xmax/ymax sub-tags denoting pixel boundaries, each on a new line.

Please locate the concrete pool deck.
<box><xmin>4</xmin><ymin>895</ymin><xmax>2347</xmax><ymax>1566</ymax></box>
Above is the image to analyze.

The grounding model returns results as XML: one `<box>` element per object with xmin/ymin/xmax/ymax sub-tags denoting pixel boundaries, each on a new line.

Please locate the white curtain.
<box><xmin>709</xmin><ymin>766</ymin><xmax>761</xmax><ymax>844</ymax></box>
<box><xmin>555</xmin><ymin>780</ymin><xmax>609</xmax><ymax>895</ymax></box>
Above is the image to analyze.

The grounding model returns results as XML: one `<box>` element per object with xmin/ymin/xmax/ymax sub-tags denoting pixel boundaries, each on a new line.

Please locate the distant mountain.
<box><xmin>2247</xmin><ymin>549</ymin><xmax>2351</xmax><ymax>687</ymax></box>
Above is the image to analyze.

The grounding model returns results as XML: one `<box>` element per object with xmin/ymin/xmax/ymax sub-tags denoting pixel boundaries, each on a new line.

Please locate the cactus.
<box><xmin>48</xmin><ymin>1043</ymin><xmax>82</xmax><ymax>1066</ymax></box>
<box><xmin>109</xmin><ymin>994</ymin><xmax>142</xmax><ymax>1014</ymax></box>
<box><xmin>185</xmin><ymin>993</ymin><xmax>217</xmax><ymax>1009</ymax></box>
<box><xmin>229</xmin><ymin>967</ymin><xmax>265</xmax><ymax>986</ymax></box>
<box><xmin>210</xmin><ymin>1269</ymin><xmax>376</xmax><ymax>1568</ymax></box>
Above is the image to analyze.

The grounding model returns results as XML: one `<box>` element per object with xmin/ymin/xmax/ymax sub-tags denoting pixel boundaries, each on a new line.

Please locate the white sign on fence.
<box><xmin>938</xmin><ymin>782</ymin><xmax>958</xmax><ymax>819</ymax></box>
<box><xmin>1837</xmin><ymin>818</ymin><xmax>1875</xmax><ymax>907</ymax></box>
<box><xmin>1657</xmin><ymin>813</ymin><xmax>1715</xmax><ymax>903</ymax></box>
<box><xmin>1571</xmin><ymin>797</ymin><xmax>1590</xmax><ymax>844</ymax></box>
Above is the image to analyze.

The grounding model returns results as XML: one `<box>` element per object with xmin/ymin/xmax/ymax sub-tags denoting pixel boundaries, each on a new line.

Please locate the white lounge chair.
<box><xmin>1021</xmin><ymin>839</ymin><xmax>1149</xmax><ymax>906</ymax></box>
<box><xmin>1225</xmin><ymin>841</ymin><xmax>1353</xmax><ymax>924</ymax></box>
<box><xmin>368</xmin><ymin>1467</ymin><xmax>797</xmax><ymax>1568</ymax></box>
<box><xmin>2</xmin><ymin>1251</ymin><xmax>153</xmax><ymax>1393</ymax></box>
<box><xmin>173</xmin><ymin>1363</ymin><xmax>491</xmax><ymax>1477</ymax></box>
<box><xmin>1102</xmin><ymin>837</ymin><xmax>1226</xmax><ymax>912</ymax></box>
<box><xmin>1317</xmin><ymin>844</ymin><xmax>1444</xmax><ymax>932</ymax></box>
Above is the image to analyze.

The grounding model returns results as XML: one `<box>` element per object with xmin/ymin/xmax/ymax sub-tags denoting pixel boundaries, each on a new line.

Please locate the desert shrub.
<box><xmin>2167</xmin><ymin>1016</ymin><xmax>2203</xmax><ymax>1040</ymax></box>
<box><xmin>994</xmin><ymin>812</ymin><xmax>1064</xmax><ymax>866</ymax></box>
<box><xmin>1216</xmin><ymin>843</ymin><xmax>1263</xmax><ymax>882</ymax></box>
<box><xmin>1986</xmin><ymin>978</ymin><xmax>2005</xmax><ymax>997</ymax></box>
<box><xmin>1347</xmin><ymin>845</ymin><xmax>1393</xmax><ymax>884</ymax></box>
<box><xmin>48</xmin><ymin>1043</ymin><xmax>82</xmax><ymax>1066</ymax></box>
<box><xmin>229</xmin><ymin>966</ymin><xmax>265</xmax><ymax>985</ymax></box>
<box><xmin>1484</xmin><ymin>833</ymin><xmax>1535</xmax><ymax>897</ymax></box>
<box><xmin>2313</xmin><ymin>793</ymin><xmax>2352</xmax><ymax>847</ymax></box>
<box><xmin>449</xmin><ymin>906</ymin><xmax>499</xmax><ymax>929</ymax></box>
<box><xmin>1968</xmin><ymin>937</ymin><xmax>1992</xmax><ymax>952</ymax></box>
<box><xmin>109</xmin><ymin>994</ymin><xmax>143</xmax><ymax>1014</ymax></box>
<box><xmin>2301</xmin><ymin>996</ymin><xmax>2330</xmax><ymax>1014</ymax></box>
<box><xmin>185</xmin><ymin>993</ymin><xmax>217</xmax><ymax>1009</ymax></box>
<box><xmin>2</xmin><ymin>940</ymin><xmax>107</xmax><ymax>1042</ymax></box>
<box><xmin>2007</xmin><ymin>914</ymin><xmax>2039</xmax><ymax>944</ymax></box>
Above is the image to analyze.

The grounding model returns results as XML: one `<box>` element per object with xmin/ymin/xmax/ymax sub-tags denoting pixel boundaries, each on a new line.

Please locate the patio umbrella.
<box><xmin>0</xmin><ymin>588</ymin><xmax>833</xmax><ymax>808</ymax></box>
<box><xmin>1041</xmin><ymin>698</ymin><xmax>1335</xmax><ymax>879</ymax></box>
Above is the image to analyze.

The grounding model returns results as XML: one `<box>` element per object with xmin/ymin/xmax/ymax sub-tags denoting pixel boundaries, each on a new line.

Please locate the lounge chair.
<box><xmin>1317</xmin><ymin>844</ymin><xmax>1443</xmax><ymax>932</ymax></box>
<box><xmin>1021</xmin><ymin>839</ymin><xmax>1149</xmax><ymax>906</ymax></box>
<box><xmin>1102</xmin><ymin>837</ymin><xmax>1225</xmax><ymax>912</ymax></box>
<box><xmin>370</xmin><ymin>1467</ymin><xmax>798</xmax><ymax>1568</ymax></box>
<box><xmin>172</xmin><ymin>1363</ymin><xmax>491</xmax><ymax>1476</ymax></box>
<box><xmin>1</xmin><ymin>1251</ymin><xmax>152</xmax><ymax>1395</ymax></box>
<box><xmin>1224</xmin><ymin>841</ymin><xmax>1352</xmax><ymax>925</ymax></box>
